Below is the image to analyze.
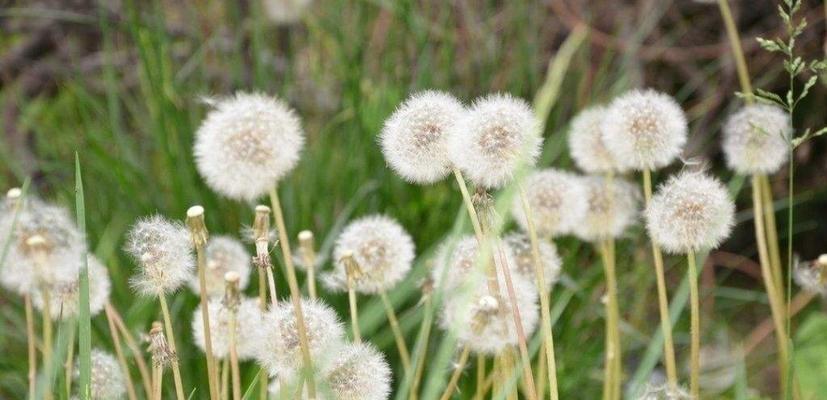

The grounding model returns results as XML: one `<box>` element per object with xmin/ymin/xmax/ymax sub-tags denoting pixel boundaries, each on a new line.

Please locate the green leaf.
<box><xmin>794</xmin><ymin>313</ymin><xmax>827</xmax><ymax>399</ymax></box>
<box><xmin>797</xmin><ymin>75</ymin><xmax>819</xmax><ymax>103</ymax></box>
<box><xmin>756</xmin><ymin>37</ymin><xmax>782</xmax><ymax>53</ymax></box>
<box><xmin>754</xmin><ymin>88</ymin><xmax>786</xmax><ymax>107</ymax></box>
<box><xmin>75</xmin><ymin>153</ymin><xmax>92</xmax><ymax>399</ymax></box>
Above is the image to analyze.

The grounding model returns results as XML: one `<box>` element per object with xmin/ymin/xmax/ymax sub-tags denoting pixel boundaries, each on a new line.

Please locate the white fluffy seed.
<box><xmin>723</xmin><ymin>104</ymin><xmax>791</xmax><ymax>175</ymax></box>
<box><xmin>573</xmin><ymin>176</ymin><xmax>640</xmax><ymax>242</ymax></box>
<box><xmin>511</xmin><ymin>169</ymin><xmax>589</xmax><ymax>238</ymax></box>
<box><xmin>125</xmin><ymin>216</ymin><xmax>195</xmax><ymax>296</ymax></box>
<box><xmin>568</xmin><ymin>105</ymin><xmax>624</xmax><ymax>173</ymax></box>
<box><xmin>187</xmin><ymin>236</ymin><xmax>251</xmax><ymax>297</ymax></box>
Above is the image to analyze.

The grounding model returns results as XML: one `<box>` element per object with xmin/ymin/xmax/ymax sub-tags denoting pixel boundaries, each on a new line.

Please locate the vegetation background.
<box><xmin>0</xmin><ymin>0</ymin><xmax>825</xmax><ymax>398</ymax></box>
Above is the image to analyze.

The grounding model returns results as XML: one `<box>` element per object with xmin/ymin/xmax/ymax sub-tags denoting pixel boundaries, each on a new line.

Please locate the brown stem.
<box><xmin>25</xmin><ymin>294</ymin><xmax>37</xmax><ymax>400</ymax></box>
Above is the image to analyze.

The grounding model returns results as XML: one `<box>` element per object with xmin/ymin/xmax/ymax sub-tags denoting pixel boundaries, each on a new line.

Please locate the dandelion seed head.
<box><xmin>573</xmin><ymin>176</ymin><xmax>640</xmax><ymax>241</ymax></box>
<box><xmin>447</xmin><ymin>93</ymin><xmax>542</xmax><ymax>189</ymax></box>
<box><xmin>723</xmin><ymin>104</ymin><xmax>792</xmax><ymax>174</ymax></box>
<box><xmin>33</xmin><ymin>255</ymin><xmax>110</xmax><ymax>320</ymax></box>
<box><xmin>794</xmin><ymin>256</ymin><xmax>827</xmax><ymax>295</ymax></box>
<box><xmin>262</xmin><ymin>0</ymin><xmax>313</xmax><ymax>25</ymax></box>
<box><xmin>638</xmin><ymin>384</ymin><xmax>692</xmax><ymax>400</ymax></box>
<box><xmin>75</xmin><ymin>349</ymin><xmax>126</xmax><ymax>400</ymax></box>
<box><xmin>326</xmin><ymin>215</ymin><xmax>415</xmax><ymax>294</ymax></box>
<box><xmin>380</xmin><ymin>91</ymin><xmax>465</xmax><ymax>184</ymax></box>
<box><xmin>601</xmin><ymin>89</ymin><xmax>688</xmax><ymax>171</ymax></box>
<box><xmin>431</xmin><ymin>236</ymin><xmax>518</xmax><ymax>292</ymax></box>
<box><xmin>568</xmin><ymin>106</ymin><xmax>624</xmax><ymax>173</ymax></box>
<box><xmin>192</xmin><ymin>297</ymin><xmax>262</xmax><ymax>360</ymax></box>
<box><xmin>187</xmin><ymin>236</ymin><xmax>251</xmax><ymax>297</ymax></box>
<box><xmin>511</xmin><ymin>169</ymin><xmax>589</xmax><ymax>237</ymax></box>
<box><xmin>125</xmin><ymin>216</ymin><xmax>194</xmax><ymax>296</ymax></box>
<box><xmin>503</xmin><ymin>233</ymin><xmax>562</xmax><ymax>291</ymax></box>
<box><xmin>194</xmin><ymin>92</ymin><xmax>305</xmax><ymax>201</ymax></box>
<box><xmin>318</xmin><ymin>343</ymin><xmax>392</xmax><ymax>400</ymax></box>
<box><xmin>645</xmin><ymin>172</ymin><xmax>734</xmax><ymax>254</ymax></box>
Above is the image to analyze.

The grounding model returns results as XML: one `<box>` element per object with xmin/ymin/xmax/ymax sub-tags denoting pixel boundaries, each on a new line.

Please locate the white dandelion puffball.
<box><xmin>645</xmin><ymin>172</ymin><xmax>734</xmax><ymax>254</ymax></box>
<box><xmin>75</xmin><ymin>349</ymin><xmax>126</xmax><ymax>399</ymax></box>
<box><xmin>512</xmin><ymin>169</ymin><xmax>588</xmax><ymax>237</ymax></box>
<box><xmin>318</xmin><ymin>343</ymin><xmax>392</xmax><ymax>400</ymax></box>
<box><xmin>192</xmin><ymin>297</ymin><xmax>262</xmax><ymax>360</ymax></box>
<box><xmin>574</xmin><ymin>176</ymin><xmax>640</xmax><ymax>241</ymax></box>
<box><xmin>503</xmin><ymin>233</ymin><xmax>562</xmax><ymax>292</ymax></box>
<box><xmin>439</xmin><ymin>270</ymin><xmax>539</xmax><ymax>354</ymax></box>
<box><xmin>379</xmin><ymin>90</ymin><xmax>465</xmax><ymax>184</ymax></box>
<box><xmin>637</xmin><ymin>384</ymin><xmax>692</xmax><ymax>400</ymax></box>
<box><xmin>254</xmin><ymin>298</ymin><xmax>344</xmax><ymax>378</ymax></box>
<box><xmin>33</xmin><ymin>255</ymin><xmax>111</xmax><ymax>320</ymax></box>
<box><xmin>430</xmin><ymin>235</ymin><xmax>518</xmax><ymax>293</ymax></box>
<box><xmin>0</xmin><ymin>199</ymin><xmax>84</xmax><ymax>295</ymax></box>
<box><xmin>568</xmin><ymin>105</ymin><xmax>623</xmax><ymax>173</ymax></box>
<box><xmin>793</xmin><ymin>257</ymin><xmax>827</xmax><ymax>295</ymax></box>
<box><xmin>447</xmin><ymin>93</ymin><xmax>542</xmax><ymax>189</ymax></box>
<box><xmin>194</xmin><ymin>92</ymin><xmax>305</xmax><ymax>201</ymax></box>
<box><xmin>125</xmin><ymin>216</ymin><xmax>195</xmax><ymax>296</ymax></box>
<box><xmin>723</xmin><ymin>104</ymin><xmax>792</xmax><ymax>175</ymax></box>
<box><xmin>263</xmin><ymin>0</ymin><xmax>313</xmax><ymax>25</ymax></box>
<box><xmin>601</xmin><ymin>89</ymin><xmax>688</xmax><ymax>171</ymax></box>
<box><xmin>326</xmin><ymin>215</ymin><xmax>415</xmax><ymax>294</ymax></box>
<box><xmin>187</xmin><ymin>236</ymin><xmax>251</xmax><ymax>297</ymax></box>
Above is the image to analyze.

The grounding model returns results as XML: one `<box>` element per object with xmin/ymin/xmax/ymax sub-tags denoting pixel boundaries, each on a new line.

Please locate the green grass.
<box><xmin>1</xmin><ymin>1</ymin><xmax>826</xmax><ymax>399</ymax></box>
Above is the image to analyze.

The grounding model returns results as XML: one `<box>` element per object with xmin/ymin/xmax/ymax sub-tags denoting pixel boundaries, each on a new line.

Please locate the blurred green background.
<box><xmin>1</xmin><ymin>0</ymin><xmax>826</xmax><ymax>398</ymax></box>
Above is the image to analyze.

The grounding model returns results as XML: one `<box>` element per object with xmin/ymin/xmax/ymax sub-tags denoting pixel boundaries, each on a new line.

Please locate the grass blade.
<box><xmin>75</xmin><ymin>153</ymin><xmax>92</xmax><ymax>398</ymax></box>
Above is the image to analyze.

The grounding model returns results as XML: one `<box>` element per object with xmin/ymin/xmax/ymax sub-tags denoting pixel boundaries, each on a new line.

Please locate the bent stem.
<box><xmin>25</xmin><ymin>294</ymin><xmax>37</xmax><ymax>400</ymax></box>
<box><xmin>269</xmin><ymin>186</ymin><xmax>316</xmax><ymax>398</ymax></box>
<box><xmin>107</xmin><ymin>303</ymin><xmax>152</xmax><ymax>397</ymax></box>
<box><xmin>687</xmin><ymin>250</ymin><xmax>701</xmax><ymax>400</ymax></box>
<box><xmin>438</xmin><ymin>346</ymin><xmax>471</xmax><ymax>400</ymax></box>
<box><xmin>379</xmin><ymin>290</ymin><xmax>412</xmax><ymax>375</ymax></box>
<box><xmin>642</xmin><ymin>169</ymin><xmax>679</xmax><ymax>389</ymax></box>
<box><xmin>158</xmin><ymin>295</ymin><xmax>186</xmax><ymax>400</ymax></box>
<box><xmin>105</xmin><ymin>305</ymin><xmax>139</xmax><ymax>400</ymax></box>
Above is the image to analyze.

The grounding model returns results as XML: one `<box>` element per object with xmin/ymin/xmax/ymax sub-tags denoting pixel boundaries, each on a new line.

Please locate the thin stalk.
<box><xmin>760</xmin><ymin>175</ymin><xmax>784</xmax><ymax>294</ymax></box>
<box><xmin>438</xmin><ymin>346</ymin><xmax>471</xmax><ymax>400</ymax></box>
<box><xmin>256</xmin><ymin>272</ymin><xmax>268</xmax><ymax>400</ymax></box>
<box><xmin>266</xmin><ymin>267</ymin><xmax>279</xmax><ymax>307</ymax></box>
<box><xmin>535</xmin><ymin>343</ymin><xmax>547</xmax><ymax>400</ymax></box>
<box><xmin>269</xmin><ymin>186</ymin><xmax>316</xmax><ymax>397</ymax></box>
<box><xmin>598</xmin><ymin>240</ymin><xmax>621</xmax><ymax>400</ymax></box>
<box><xmin>41</xmin><ymin>288</ymin><xmax>54</xmax><ymax>400</ymax></box>
<box><xmin>642</xmin><ymin>169</ymin><xmax>679</xmax><ymax>388</ymax></box>
<box><xmin>452</xmin><ymin>169</ymin><xmax>484</xmax><ymax>241</ymax></box>
<box><xmin>475</xmin><ymin>355</ymin><xmax>486</xmax><ymax>400</ymax></box>
<box><xmin>222</xmin><ymin>359</ymin><xmax>229</xmax><ymax>400</ymax></box>
<box><xmin>408</xmin><ymin>294</ymin><xmax>433</xmax><ymax>400</ymax></box>
<box><xmin>346</xmin><ymin>274</ymin><xmax>362</xmax><ymax>343</ymax></box>
<box><xmin>518</xmin><ymin>188</ymin><xmax>559</xmax><ymax>400</ymax></box>
<box><xmin>108</xmin><ymin>303</ymin><xmax>152</xmax><ymax>397</ymax></box>
<box><xmin>194</xmin><ymin>237</ymin><xmax>220</xmax><ymax>400</ymax></box>
<box><xmin>785</xmin><ymin>147</ymin><xmax>798</xmax><ymax>400</ymax></box>
<box><xmin>65</xmin><ymin>327</ymin><xmax>77</xmax><ymax>400</ymax></box>
<box><xmin>105</xmin><ymin>305</ymin><xmax>139</xmax><ymax>400</ymax></box>
<box><xmin>379</xmin><ymin>290</ymin><xmax>412</xmax><ymax>375</ymax></box>
<box><xmin>25</xmin><ymin>294</ymin><xmax>37</xmax><ymax>400</ymax></box>
<box><xmin>258</xmin><ymin>269</ymin><xmax>267</xmax><ymax>306</ymax></box>
<box><xmin>158</xmin><ymin>295</ymin><xmax>186</xmax><ymax>400</ymax></box>
<box><xmin>152</xmin><ymin>363</ymin><xmax>163</xmax><ymax>400</ymax></box>
<box><xmin>687</xmin><ymin>250</ymin><xmax>700</xmax><ymax>400</ymax></box>
<box><xmin>298</xmin><ymin>231</ymin><xmax>318</xmax><ymax>300</ymax></box>
<box><xmin>229</xmin><ymin>312</ymin><xmax>241</xmax><ymax>400</ymax></box>
<box><xmin>716</xmin><ymin>0</ymin><xmax>754</xmax><ymax>97</ymax></box>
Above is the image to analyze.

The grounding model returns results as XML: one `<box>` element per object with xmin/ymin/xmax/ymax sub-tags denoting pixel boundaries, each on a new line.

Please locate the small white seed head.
<box><xmin>125</xmin><ymin>216</ymin><xmax>195</xmax><ymax>296</ymax></box>
<box><xmin>573</xmin><ymin>176</ymin><xmax>640</xmax><ymax>242</ymax></box>
<box><xmin>262</xmin><ymin>0</ymin><xmax>313</xmax><ymax>25</ymax></box>
<box><xmin>75</xmin><ymin>349</ymin><xmax>127</xmax><ymax>400</ymax></box>
<box><xmin>504</xmin><ymin>232</ymin><xmax>562</xmax><ymax>291</ymax></box>
<box><xmin>33</xmin><ymin>255</ymin><xmax>111</xmax><ymax>320</ymax></box>
<box><xmin>317</xmin><ymin>342</ymin><xmax>392</xmax><ymax>400</ymax></box>
<box><xmin>637</xmin><ymin>384</ymin><xmax>692</xmax><ymax>400</ymax></box>
<box><xmin>192</xmin><ymin>297</ymin><xmax>262</xmax><ymax>360</ymax></box>
<box><xmin>187</xmin><ymin>236</ymin><xmax>251</xmax><ymax>297</ymax></box>
<box><xmin>512</xmin><ymin>169</ymin><xmax>589</xmax><ymax>238</ymax></box>
<box><xmin>568</xmin><ymin>105</ymin><xmax>625</xmax><ymax>173</ymax></box>
<box><xmin>431</xmin><ymin>236</ymin><xmax>517</xmax><ymax>292</ymax></box>
<box><xmin>723</xmin><ymin>104</ymin><xmax>792</xmax><ymax>175</ymax></box>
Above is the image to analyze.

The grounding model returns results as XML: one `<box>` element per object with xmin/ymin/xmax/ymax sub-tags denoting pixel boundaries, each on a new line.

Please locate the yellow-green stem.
<box><xmin>152</xmin><ymin>363</ymin><xmax>163</xmax><ymax>400</ymax></box>
<box><xmin>687</xmin><ymin>250</ymin><xmax>701</xmax><ymax>400</ymax></box>
<box><xmin>222</xmin><ymin>359</ymin><xmax>229</xmax><ymax>400</ymax></box>
<box><xmin>107</xmin><ymin>303</ymin><xmax>152</xmax><ymax>397</ymax></box>
<box><xmin>105</xmin><ymin>305</ymin><xmax>139</xmax><ymax>400</ymax></box>
<box><xmin>229</xmin><ymin>311</ymin><xmax>241</xmax><ymax>400</ymax></box>
<box><xmin>408</xmin><ymin>295</ymin><xmax>433</xmax><ymax>400</ymax></box>
<box><xmin>438</xmin><ymin>346</ymin><xmax>471</xmax><ymax>400</ymax></box>
<box><xmin>642</xmin><ymin>169</ymin><xmax>679</xmax><ymax>389</ymax></box>
<box><xmin>158</xmin><ymin>295</ymin><xmax>186</xmax><ymax>400</ymax></box>
<box><xmin>534</xmin><ymin>343</ymin><xmax>547</xmax><ymax>400</ymax></box>
<box><xmin>716</xmin><ymin>0</ymin><xmax>753</xmax><ymax>98</ymax></box>
<box><xmin>195</xmin><ymin>241</ymin><xmax>220</xmax><ymax>400</ymax></box>
<box><xmin>256</xmin><ymin>269</ymin><xmax>268</xmax><ymax>400</ymax></box>
<box><xmin>453</xmin><ymin>169</ymin><xmax>484</xmax><ymax>241</ymax></box>
<box><xmin>65</xmin><ymin>327</ymin><xmax>76</xmax><ymax>400</ymax></box>
<box><xmin>599</xmin><ymin>240</ymin><xmax>621</xmax><ymax>400</ymax></box>
<box><xmin>347</xmin><ymin>277</ymin><xmax>362</xmax><ymax>343</ymax></box>
<box><xmin>25</xmin><ymin>294</ymin><xmax>37</xmax><ymax>400</ymax></box>
<box><xmin>475</xmin><ymin>355</ymin><xmax>486</xmax><ymax>400</ymax></box>
<box><xmin>379</xmin><ymin>290</ymin><xmax>412</xmax><ymax>374</ymax></box>
<box><xmin>41</xmin><ymin>288</ymin><xmax>53</xmax><ymax>400</ymax></box>
<box><xmin>760</xmin><ymin>175</ymin><xmax>784</xmax><ymax>294</ymax></box>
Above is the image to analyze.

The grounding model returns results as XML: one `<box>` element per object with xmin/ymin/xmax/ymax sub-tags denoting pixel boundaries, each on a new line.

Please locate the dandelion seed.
<box><xmin>645</xmin><ymin>171</ymin><xmax>734</xmax><ymax>254</ymax></box>
<box><xmin>573</xmin><ymin>176</ymin><xmax>640</xmax><ymax>242</ymax></box>
<box><xmin>601</xmin><ymin>89</ymin><xmax>688</xmax><ymax>171</ymax></box>
<box><xmin>447</xmin><ymin>93</ymin><xmax>542</xmax><ymax>189</ymax></box>
<box><xmin>262</xmin><ymin>0</ymin><xmax>313</xmax><ymax>25</ymax></box>
<box><xmin>187</xmin><ymin>236</ymin><xmax>251</xmax><ymax>297</ymax></box>
<box><xmin>125</xmin><ymin>216</ymin><xmax>195</xmax><ymax>296</ymax></box>
<box><xmin>431</xmin><ymin>235</ymin><xmax>514</xmax><ymax>292</ymax></box>
<box><xmin>568</xmin><ymin>105</ymin><xmax>624</xmax><ymax>173</ymax></box>
<box><xmin>325</xmin><ymin>215</ymin><xmax>415</xmax><ymax>294</ymax></box>
<box><xmin>192</xmin><ymin>297</ymin><xmax>262</xmax><ymax>360</ymax></box>
<box><xmin>194</xmin><ymin>92</ymin><xmax>305</xmax><ymax>201</ymax></box>
<box><xmin>723</xmin><ymin>104</ymin><xmax>792</xmax><ymax>175</ymax></box>
<box><xmin>380</xmin><ymin>90</ymin><xmax>465</xmax><ymax>184</ymax></box>
<box><xmin>638</xmin><ymin>383</ymin><xmax>692</xmax><ymax>400</ymax></box>
<box><xmin>74</xmin><ymin>349</ymin><xmax>127</xmax><ymax>400</ymax></box>
<box><xmin>32</xmin><ymin>255</ymin><xmax>110</xmax><ymax>320</ymax></box>
<box><xmin>793</xmin><ymin>255</ymin><xmax>827</xmax><ymax>295</ymax></box>
<box><xmin>318</xmin><ymin>342</ymin><xmax>392</xmax><ymax>400</ymax></box>
<box><xmin>503</xmin><ymin>232</ymin><xmax>562</xmax><ymax>291</ymax></box>
<box><xmin>511</xmin><ymin>169</ymin><xmax>588</xmax><ymax>237</ymax></box>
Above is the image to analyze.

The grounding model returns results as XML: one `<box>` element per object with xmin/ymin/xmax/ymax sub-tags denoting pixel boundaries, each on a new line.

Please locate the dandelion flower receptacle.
<box><xmin>723</xmin><ymin>104</ymin><xmax>792</xmax><ymax>175</ymax></box>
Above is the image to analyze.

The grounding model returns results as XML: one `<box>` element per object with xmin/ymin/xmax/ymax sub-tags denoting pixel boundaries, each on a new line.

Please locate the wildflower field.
<box><xmin>1</xmin><ymin>0</ymin><xmax>826</xmax><ymax>399</ymax></box>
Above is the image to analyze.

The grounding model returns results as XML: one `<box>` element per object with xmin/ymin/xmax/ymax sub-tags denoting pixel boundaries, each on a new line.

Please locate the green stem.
<box><xmin>379</xmin><ymin>290</ymin><xmax>412</xmax><ymax>375</ymax></box>
<box><xmin>687</xmin><ymin>250</ymin><xmax>700</xmax><ymax>400</ymax></box>
<box><xmin>158</xmin><ymin>294</ymin><xmax>186</xmax><ymax>400</ymax></box>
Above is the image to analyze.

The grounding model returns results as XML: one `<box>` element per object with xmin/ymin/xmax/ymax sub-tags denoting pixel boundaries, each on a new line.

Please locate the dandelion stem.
<box><xmin>298</xmin><ymin>231</ymin><xmax>318</xmax><ymax>300</ymax></box>
<box><xmin>266</xmin><ymin>267</ymin><xmax>279</xmax><ymax>307</ymax></box>
<box><xmin>475</xmin><ymin>355</ymin><xmax>486</xmax><ymax>400</ymax></box>
<box><xmin>107</xmin><ymin>303</ymin><xmax>152</xmax><ymax>397</ymax></box>
<box><xmin>65</xmin><ymin>326</ymin><xmax>76</xmax><ymax>400</ymax></box>
<box><xmin>408</xmin><ymin>293</ymin><xmax>433</xmax><ymax>400</ymax></box>
<box><xmin>191</xmin><ymin>223</ymin><xmax>220</xmax><ymax>400</ymax></box>
<box><xmin>158</xmin><ymin>294</ymin><xmax>186</xmax><ymax>400</ymax></box>
<box><xmin>534</xmin><ymin>343</ymin><xmax>547</xmax><ymax>399</ymax></box>
<box><xmin>598</xmin><ymin>239</ymin><xmax>621</xmax><ymax>400</ymax></box>
<box><xmin>379</xmin><ymin>289</ymin><xmax>412</xmax><ymax>375</ymax></box>
<box><xmin>105</xmin><ymin>304</ymin><xmax>139</xmax><ymax>400</ymax></box>
<box><xmin>760</xmin><ymin>175</ymin><xmax>784</xmax><ymax>294</ymax></box>
<box><xmin>438</xmin><ymin>346</ymin><xmax>471</xmax><ymax>400</ymax></box>
<box><xmin>642</xmin><ymin>169</ymin><xmax>679</xmax><ymax>389</ymax></box>
<box><xmin>716</xmin><ymin>0</ymin><xmax>753</xmax><ymax>98</ymax></box>
<box><xmin>25</xmin><ymin>294</ymin><xmax>37</xmax><ymax>400</ymax></box>
<box><xmin>41</xmin><ymin>288</ymin><xmax>54</xmax><ymax>400</ymax></box>
<box><xmin>229</xmin><ymin>310</ymin><xmax>241</xmax><ymax>400</ymax></box>
<box><xmin>346</xmin><ymin>272</ymin><xmax>362</xmax><ymax>343</ymax></box>
<box><xmin>222</xmin><ymin>359</ymin><xmax>229</xmax><ymax>400</ymax></box>
<box><xmin>269</xmin><ymin>185</ymin><xmax>316</xmax><ymax>398</ymax></box>
<box><xmin>687</xmin><ymin>249</ymin><xmax>701</xmax><ymax>400</ymax></box>
<box><xmin>452</xmin><ymin>169</ymin><xmax>484</xmax><ymax>242</ymax></box>
<box><xmin>255</xmin><ymin>275</ymin><xmax>269</xmax><ymax>400</ymax></box>
<box><xmin>152</xmin><ymin>362</ymin><xmax>163</xmax><ymax>400</ymax></box>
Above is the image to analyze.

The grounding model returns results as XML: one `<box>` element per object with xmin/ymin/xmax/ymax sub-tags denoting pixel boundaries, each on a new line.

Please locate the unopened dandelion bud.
<box><xmin>6</xmin><ymin>187</ymin><xmax>21</xmax><ymax>199</ymax></box>
<box><xmin>149</xmin><ymin>322</ymin><xmax>175</xmax><ymax>367</ymax></box>
<box><xmin>224</xmin><ymin>272</ymin><xmax>241</xmax><ymax>311</ymax></box>
<box><xmin>818</xmin><ymin>254</ymin><xmax>827</xmax><ymax>267</ymax></box>
<box><xmin>185</xmin><ymin>205</ymin><xmax>209</xmax><ymax>247</ymax></box>
<box><xmin>297</xmin><ymin>230</ymin><xmax>316</xmax><ymax>266</ymax></box>
<box><xmin>253</xmin><ymin>205</ymin><xmax>271</xmax><ymax>242</ymax></box>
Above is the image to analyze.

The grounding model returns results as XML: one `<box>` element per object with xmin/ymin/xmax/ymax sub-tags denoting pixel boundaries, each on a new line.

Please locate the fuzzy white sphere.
<box><xmin>638</xmin><ymin>384</ymin><xmax>692</xmax><ymax>400</ymax></box>
<box><xmin>431</xmin><ymin>236</ymin><xmax>518</xmax><ymax>293</ymax></box>
<box><xmin>253</xmin><ymin>298</ymin><xmax>344</xmax><ymax>379</ymax></box>
<box><xmin>645</xmin><ymin>172</ymin><xmax>734</xmax><ymax>254</ymax></box>
<box><xmin>723</xmin><ymin>104</ymin><xmax>791</xmax><ymax>175</ymax></box>
<box><xmin>573</xmin><ymin>176</ymin><xmax>640</xmax><ymax>241</ymax></box>
<box><xmin>503</xmin><ymin>233</ymin><xmax>562</xmax><ymax>292</ymax></box>
<box><xmin>447</xmin><ymin>93</ymin><xmax>542</xmax><ymax>189</ymax></box>
<box><xmin>325</xmin><ymin>215</ymin><xmax>415</xmax><ymax>294</ymax></box>
<box><xmin>263</xmin><ymin>0</ymin><xmax>313</xmax><ymax>25</ymax></box>
<box><xmin>601</xmin><ymin>89</ymin><xmax>688</xmax><ymax>171</ymax></box>
<box><xmin>125</xmin><ymin>216</ymin><xmax>195</xmax><ymax>296</ymax></box>
<box><xmin>187</xmin><ymin>236</ymin><xmax>251</xmax><ymax>297</ymax></box>
<box><xmin>192</xmin><ymin>297</ymin><xmax>263</xmax><ymax>360</ymax></box>
<box><xmin>32</xmin><ymin>255</ymin><xmax>110</xmax><ymax>320</ymax></box>
<box><xmin>512</xmin><ymin>169</ymin><xmax>589</xmax><ymax>237</ymax></box>
<box><xmin>75</xmin><ymin>349</ymin><xmax>126</xmax><ymax>399</ymax></box>
<box><xmin>380</xmin><ymin>91</ymin><xmax>465</xmax><ymax>184</ymax></box>
<box><xmin>194</xmin><ymin>92</ymin><xmax>305</xmax><ymax>201</ymax></box>
<box><xmin>318</xmin><ymin>343</ymin><xmax>392</xmax><ymax>400</ymax></box>
<box><xmin>568</xmin><ymin>105</ymin><xmax>624</xmax><ymax>173</ymax></box>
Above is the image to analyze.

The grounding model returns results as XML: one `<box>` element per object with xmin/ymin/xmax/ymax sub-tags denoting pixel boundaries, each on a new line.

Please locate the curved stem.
<box><xmin>379</xmin><ymin>290</ymin><xmax>412</xmax><ymax>374</ymax></box>
<box><xmin>105</xmin><ymin>305</ymin><xmax>139</xmax><ymax>400</ymax></box>
<box><xmin>195</xmin><ymin>241</ymin><xmax>220</xmax><ymax>400</ymax></box>
<box><xmin>438</xmin><ymin>346</ymin><xmax>471</xmax><ymax>400</ymax></box>
<box><xmin>107</xmin><ymin>303</ymin><xmax>152</xmax><ymax>397</ymax></box>
<box><xmin>716</xmin><ymin>0</ymin><xmax>753</xmax><ymax>98</ymax></box>
<box><xmin>687</xmin><ymin>250</ymin><xmax>700</xmax><ymax>400</ymax></box>
<box><xmin>158</xmin><ymin>295</ymin><xmax>186</xmax><ymax>400</ymax></box>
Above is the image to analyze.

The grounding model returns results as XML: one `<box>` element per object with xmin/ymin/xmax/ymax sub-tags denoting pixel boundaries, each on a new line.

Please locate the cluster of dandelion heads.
<box><xmin>253</xmin><ymin>298</ymin><xmax>344</xmax><ymax>378</ymax></box>
<box><xmin>504</xmin><ymin>233</ymin><xmax>562</xmax><ymax>291</ymax></box>
<box><xmin>33</xmin><ymin>255</ymin><xmax>111</xmax><ymax>320</ymax></box>
<box><xmin>380</xmin><ymin>90</ymin><xmax>465</xmax><ymax>184</ymax></box>
<box><xmin>325</xmin><ymin>215</ymin><xmax>415</xmax><ymax>294</ymax></box>
<box><xmin>194</xmin><ymin>92</ymin><xmax>305</xmax><ymax>201</ymax></box>
<box><xmin>645</xmin><ymin>171</ymin><xmax>735</xmax><ymax>254</ymax></box>
<box><xmin>75</xmin><ymin>349</ymin><xmax>126</xmax><ymax>400</ymax></box>
<box><xmin>723</xmin><ymin>104</ymin><xmax>792</xmax><ymax>175</ymax></box>
<box><xmin>447</xmin><ymin>93</ymin><xmax>542</xmax><ymax>189</ymax></box>
<box><xmin>574</xmin><ymin>176</ymin><xmax>640</xmax><ymax>242</ymax></box>
<box><xmin>125</xmin><ymin>216</ymin><xmax>194</xmax><ymax>296</ymax></box>
<box><xmin>793</xmin><ymin>255</ymin><xmax>827</xmax><ymax>295</ymax></box>
<box><xmin>512</xmin><ymin>169</ymin><xmax>588</xmax><ymax>237</ymax></box>
<box><xmin>430</xmin><ymin>235</ymin><xmax>516</xmax><ymax>292</ymax></box>
<box><xmin>439</xmin><ymin>270</ymin><xmax>539</xmax><ymax>354</ymax></box>
<box><xmin>262</xmin><ymin>0</ymin><xmax>313</xmax><ymax>25</ymax></box>
<box><xmin>187</xmin><ymin>236</ymin><xmax>251</xmax><ymax>297</ymax></box>
<box><xmin>637</xmin><ymin>384</ymin><xmax>692</xmax><ymax>400</ymax></box>
<box><xmin>602</xmin><ymin>89</ymin><xmax>688</xmax><ymax>171</ymax></box>
<box><xmin>192</xmin><ymin>297</ymin><xmax>262</xmax><ymax>360</ymax></box>
<box><xmin>316</xmin><ymin>343</ymin><xmax>392</xmax><ymax>400</ymax></box>
<box><xmin>568</xmin><ymin>105</ymin><xmax>623</xmax><ymax>173</ymax></box>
